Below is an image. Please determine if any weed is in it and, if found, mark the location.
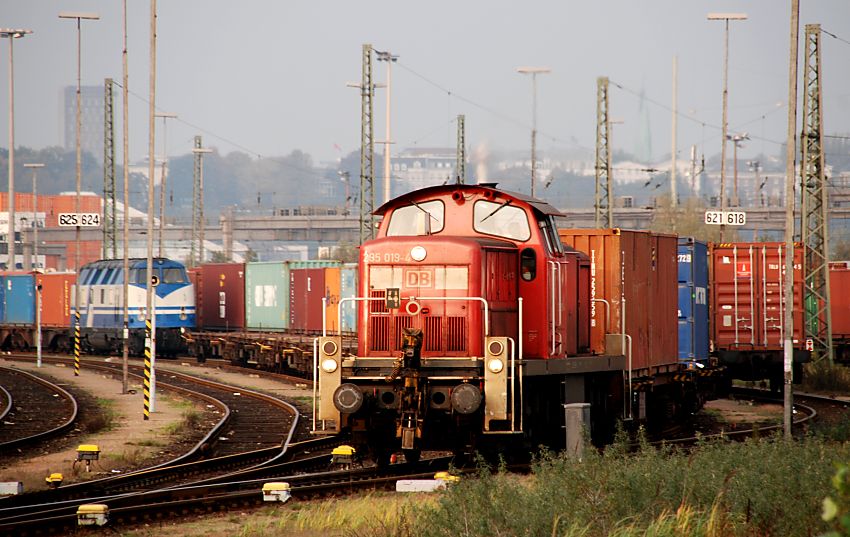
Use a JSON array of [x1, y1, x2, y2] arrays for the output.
[[80, 398, 116, 432], [164, 410, 202, 436], [803, 361, 850, 393]]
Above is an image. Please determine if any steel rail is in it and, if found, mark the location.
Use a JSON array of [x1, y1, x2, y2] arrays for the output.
[[0, 366, 78, 452]]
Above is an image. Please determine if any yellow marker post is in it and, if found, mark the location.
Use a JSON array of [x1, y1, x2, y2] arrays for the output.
[[143, 319, 152, 420], [73, 311, 80, 376]]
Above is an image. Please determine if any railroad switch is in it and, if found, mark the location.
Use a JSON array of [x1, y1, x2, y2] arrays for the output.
[[262, 482, 291, 503], [76, 503, 109, 526], [75, 444, 100, 472], [45, 473, 63, 488]]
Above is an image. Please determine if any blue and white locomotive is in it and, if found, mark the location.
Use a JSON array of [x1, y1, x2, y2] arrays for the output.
[[73, 258, 196, 356]]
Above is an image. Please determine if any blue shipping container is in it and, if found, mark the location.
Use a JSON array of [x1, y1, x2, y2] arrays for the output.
[[677, 238, 709, 362], [339, 264, 358, 333], [3, 274, 35, 325]]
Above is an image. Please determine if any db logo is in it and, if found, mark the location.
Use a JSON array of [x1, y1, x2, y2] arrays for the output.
[[405, 269, 432, 288]]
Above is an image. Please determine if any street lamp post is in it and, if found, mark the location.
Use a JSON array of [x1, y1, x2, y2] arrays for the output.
[[24, 163, 44, 368], [155, 112, 177, 258], [516, 67, 551, 199], [707, 12, 747, 240], [726, 133, 749, 206], [375, 50, 397, 205], [192, 147, 212, 265], [1, 28, 32, 270], [59, 11, 99, 378], [23, 163, 44, 269]]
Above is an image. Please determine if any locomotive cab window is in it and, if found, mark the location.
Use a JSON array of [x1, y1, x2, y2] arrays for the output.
[[386, 200, 445, 236], [473, 200, 531, 241], [539, 216, 564, 255], [163, 268, 186, 284], [520, 248, 537, 281]]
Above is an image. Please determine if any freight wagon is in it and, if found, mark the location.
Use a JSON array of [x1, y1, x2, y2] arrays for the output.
[[0, 271, 75, 351], [186, 261, 358, 373], [709, 242, 809, 389]]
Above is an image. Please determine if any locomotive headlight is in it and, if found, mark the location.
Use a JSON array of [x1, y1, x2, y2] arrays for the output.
[[410, 246, 427, 262], [487, 358, 504, 374], [321, 358, 338, 373]]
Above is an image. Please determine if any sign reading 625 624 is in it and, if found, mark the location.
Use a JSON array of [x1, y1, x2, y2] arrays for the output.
[[58, 213, 101, 227]]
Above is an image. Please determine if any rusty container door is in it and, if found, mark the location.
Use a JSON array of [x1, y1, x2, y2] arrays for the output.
[[289, 268, 327, 332], [711, 242, 804, 350], [198, 263, 245, 330]]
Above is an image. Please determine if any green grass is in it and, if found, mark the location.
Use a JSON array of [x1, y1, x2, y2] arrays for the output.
[[404, 434, 844, 537], [164, 409, 202, 436]]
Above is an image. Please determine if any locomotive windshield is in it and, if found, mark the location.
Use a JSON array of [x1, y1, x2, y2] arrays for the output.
[[473, 200, 531, 241], [386, 200, 445, 236]]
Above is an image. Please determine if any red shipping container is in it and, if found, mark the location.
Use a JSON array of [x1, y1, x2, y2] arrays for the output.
[[35, 272, 75, 328], [197, 263, 245, 330], [830, 265, 850, 339], [710, 242, 805, 350], [558, 229, 679, 372], [290, 268, 327, 332]]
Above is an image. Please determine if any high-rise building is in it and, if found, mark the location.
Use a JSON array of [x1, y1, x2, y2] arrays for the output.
[[63, 85, 104, 161]]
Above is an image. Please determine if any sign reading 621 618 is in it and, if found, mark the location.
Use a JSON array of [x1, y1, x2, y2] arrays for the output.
[[58, 213, 101, 227]]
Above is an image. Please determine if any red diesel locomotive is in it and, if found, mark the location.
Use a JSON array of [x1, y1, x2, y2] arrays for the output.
[[313, 184, 721, 462]]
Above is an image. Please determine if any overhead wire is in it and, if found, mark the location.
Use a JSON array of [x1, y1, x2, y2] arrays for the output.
[[109, 79, 331, 181]]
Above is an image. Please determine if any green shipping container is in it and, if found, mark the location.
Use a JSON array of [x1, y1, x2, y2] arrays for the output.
[[245, 260, 341, 331]]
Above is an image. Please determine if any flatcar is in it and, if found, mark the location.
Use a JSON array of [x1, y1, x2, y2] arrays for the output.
[[313, 184, 724, 463], [74, 258, 195, 356]]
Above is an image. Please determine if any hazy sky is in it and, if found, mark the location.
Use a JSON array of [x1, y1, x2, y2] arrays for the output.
[[2, 1, 849, 167]]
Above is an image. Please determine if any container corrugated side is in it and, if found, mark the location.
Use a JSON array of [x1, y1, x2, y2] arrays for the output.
[[830, 266, 850, 339], [339, 264, 358, 333], [37, 272, 75, 328], [558, 228, 679, 371], [198, 263, 245, 330], [3, 274, 35, 325], [677, 238, 709, 362], [289, 268, 328, 332], [245, 262, 289, 330]]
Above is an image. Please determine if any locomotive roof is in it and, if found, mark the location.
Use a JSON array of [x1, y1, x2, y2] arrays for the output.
[[80, 258, 185, 270], [374, 184, 565, 218]]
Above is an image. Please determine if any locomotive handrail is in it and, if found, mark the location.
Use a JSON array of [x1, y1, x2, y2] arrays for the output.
[[406, 296, 490, 337], [334, 297, 386, 337], [508, 336, 517, 432]]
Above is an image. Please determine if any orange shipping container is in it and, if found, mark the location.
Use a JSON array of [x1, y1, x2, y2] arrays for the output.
[[323, 267, 342, 333], [557, 228, 679, 372], [36, 272, 75, 328]]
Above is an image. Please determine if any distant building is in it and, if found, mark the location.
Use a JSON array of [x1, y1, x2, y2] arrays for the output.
[[393, 148, 458, 194], [63, 85, 105, 160]]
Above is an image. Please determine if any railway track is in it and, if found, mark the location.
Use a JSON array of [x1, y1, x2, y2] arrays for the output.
[[0, 451, 453, 536], [0, 355, 302, 502], [0, 367, 78, 454]]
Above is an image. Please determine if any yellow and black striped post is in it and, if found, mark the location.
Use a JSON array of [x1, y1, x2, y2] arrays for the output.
[[73, 311, 81, 376], [143, 320, 152, 420]]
